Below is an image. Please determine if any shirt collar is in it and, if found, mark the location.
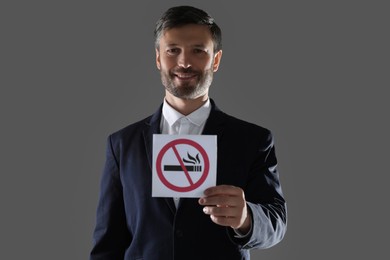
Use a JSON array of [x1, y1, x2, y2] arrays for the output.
[[162, 98, 211, 127]]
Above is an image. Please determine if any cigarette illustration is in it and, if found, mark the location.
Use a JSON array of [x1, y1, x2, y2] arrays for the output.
[[164, 165, 202, 172], [164, 152, 202, 172]]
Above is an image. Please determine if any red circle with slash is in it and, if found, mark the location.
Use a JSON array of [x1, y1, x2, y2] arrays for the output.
[[156, 138, 209, 192]]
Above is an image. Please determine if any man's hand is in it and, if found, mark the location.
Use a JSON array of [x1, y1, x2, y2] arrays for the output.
[[198, 185, 252, 234]]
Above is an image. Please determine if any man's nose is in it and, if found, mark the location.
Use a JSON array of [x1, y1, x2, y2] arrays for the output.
[[177, 52, 192, 68]]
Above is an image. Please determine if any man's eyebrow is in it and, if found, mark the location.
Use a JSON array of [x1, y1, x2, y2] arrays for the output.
[[164, 43, 208, 48], [192, 44, 207, 48]]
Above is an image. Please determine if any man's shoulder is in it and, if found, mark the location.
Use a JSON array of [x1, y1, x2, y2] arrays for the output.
[[209, 99, 271, 135], [109, 114, 155, 140], [218, 110, 272, 136], [216, 111, 275, 150]]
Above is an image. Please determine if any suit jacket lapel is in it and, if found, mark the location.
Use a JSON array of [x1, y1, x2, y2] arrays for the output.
[[202, 99, 227, 141], [143, 105, 162, 171], [143, 105, 177, 214]]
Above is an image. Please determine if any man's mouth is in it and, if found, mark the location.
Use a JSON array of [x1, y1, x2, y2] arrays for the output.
[[174, 73, 197, 80]]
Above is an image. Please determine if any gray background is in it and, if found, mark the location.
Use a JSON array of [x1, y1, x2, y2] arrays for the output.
[[1, 0, 389, 259]]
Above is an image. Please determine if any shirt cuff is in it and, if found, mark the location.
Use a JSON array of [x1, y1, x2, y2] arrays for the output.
[[233, 220, 253, 238]]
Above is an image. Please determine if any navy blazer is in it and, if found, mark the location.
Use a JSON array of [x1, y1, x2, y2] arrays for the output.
[[90, 100, 287, 260]]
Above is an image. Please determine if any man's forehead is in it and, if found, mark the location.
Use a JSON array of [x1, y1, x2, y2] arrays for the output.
[[160, 25, 213, 46]]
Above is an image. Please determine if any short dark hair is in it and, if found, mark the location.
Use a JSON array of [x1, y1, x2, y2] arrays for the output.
[[154, 6, 222, 53]]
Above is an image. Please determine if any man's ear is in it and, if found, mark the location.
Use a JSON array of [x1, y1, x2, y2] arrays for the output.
[[156, 49, 161, 70], [212, 50, 223, 72]]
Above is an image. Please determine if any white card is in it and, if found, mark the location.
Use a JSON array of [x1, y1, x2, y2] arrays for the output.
[[152, 134, 217, 198]]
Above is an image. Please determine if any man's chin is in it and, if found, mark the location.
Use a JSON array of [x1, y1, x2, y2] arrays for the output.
[[171, 91, 197, 100]]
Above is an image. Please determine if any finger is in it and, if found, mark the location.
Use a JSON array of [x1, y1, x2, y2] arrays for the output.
[[203, 185, 243, 196], [206, 206, 250, 230], [209, 215, 240, 228], [199, 195, 242, 207], [203, 205, 239, 217]]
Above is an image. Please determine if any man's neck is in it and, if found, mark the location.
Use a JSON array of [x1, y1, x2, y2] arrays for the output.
[[164, 92, 209, 116]]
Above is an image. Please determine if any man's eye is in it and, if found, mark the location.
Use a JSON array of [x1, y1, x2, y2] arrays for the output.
[[193, 49, 204, 54], [167, 49, 180, 54]]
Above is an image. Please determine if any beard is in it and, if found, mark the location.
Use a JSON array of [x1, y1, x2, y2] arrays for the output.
[[160, 67, 214, 100]]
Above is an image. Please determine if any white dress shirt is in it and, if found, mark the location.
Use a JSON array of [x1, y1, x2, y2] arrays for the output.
[[160, 98, 211, 208]]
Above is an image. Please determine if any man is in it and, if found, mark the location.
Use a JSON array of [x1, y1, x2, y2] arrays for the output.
[[90, 6, 287, 260]]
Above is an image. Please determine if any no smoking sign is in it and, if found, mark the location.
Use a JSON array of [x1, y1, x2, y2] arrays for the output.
[[152, 134, 217, 197]]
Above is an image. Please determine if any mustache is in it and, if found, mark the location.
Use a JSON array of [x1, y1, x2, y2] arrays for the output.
[[171, 68, 199, 74]]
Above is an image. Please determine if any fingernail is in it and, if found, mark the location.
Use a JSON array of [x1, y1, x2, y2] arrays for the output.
[[203, 207, 208, 213]]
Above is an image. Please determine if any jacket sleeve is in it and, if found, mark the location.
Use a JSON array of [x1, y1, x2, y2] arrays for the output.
[[90, 135, 131, 260], [228, 130, 287, 249]]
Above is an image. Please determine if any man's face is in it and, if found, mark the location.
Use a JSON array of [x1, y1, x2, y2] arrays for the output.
[[156, 24, 222, 100]]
